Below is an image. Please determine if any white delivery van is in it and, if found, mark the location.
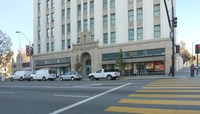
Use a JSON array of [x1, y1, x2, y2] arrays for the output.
[[30, 69, 56, 81], [10, 71, 32, 81]]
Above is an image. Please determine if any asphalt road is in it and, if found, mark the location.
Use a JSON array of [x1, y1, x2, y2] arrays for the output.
[[1, 77, 200, 114]]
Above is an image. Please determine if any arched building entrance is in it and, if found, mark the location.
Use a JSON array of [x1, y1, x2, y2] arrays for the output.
[[81, 52, 91, 77]]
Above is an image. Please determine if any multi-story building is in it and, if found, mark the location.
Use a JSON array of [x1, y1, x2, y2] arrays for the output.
[[33, 0, 179, 77]]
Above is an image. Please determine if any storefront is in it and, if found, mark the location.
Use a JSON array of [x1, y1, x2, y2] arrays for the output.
[[102, 48, 165, 76]]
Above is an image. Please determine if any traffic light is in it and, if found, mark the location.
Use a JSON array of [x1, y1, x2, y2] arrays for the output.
[[176, 45, 180, 53], [192, 56, 196, 60], [173, 17, 177, 28], [195, 44, 200, 54]]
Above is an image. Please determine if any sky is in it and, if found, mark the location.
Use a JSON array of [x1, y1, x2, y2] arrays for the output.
[[0, 0, 200, 56]]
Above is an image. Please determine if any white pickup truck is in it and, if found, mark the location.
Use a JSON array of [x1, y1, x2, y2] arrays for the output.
[[88, 69, 120, 81]]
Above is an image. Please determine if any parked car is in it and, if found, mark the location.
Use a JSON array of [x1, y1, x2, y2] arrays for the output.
[[10, 71, 32, 81], [195, 65, 200, 69], [59, 72, 83, 81], [88, 69, 120, 81], [30, 69, 56, 81]]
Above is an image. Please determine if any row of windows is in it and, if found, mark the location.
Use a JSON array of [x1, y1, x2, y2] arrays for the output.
[[37, 39, 71, 54], [102, 48, 165, 61], [37, 24, 160, 53], [35, 57, 71, 66]]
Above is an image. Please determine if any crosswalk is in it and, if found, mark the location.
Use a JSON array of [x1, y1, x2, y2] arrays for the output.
[[105, 78, 200, 114]]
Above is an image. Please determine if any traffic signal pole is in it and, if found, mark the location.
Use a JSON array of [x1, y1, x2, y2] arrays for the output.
[[171, 1, 175, 77], [197, 54, 198, 75]]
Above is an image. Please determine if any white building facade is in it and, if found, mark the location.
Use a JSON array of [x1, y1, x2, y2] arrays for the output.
[[33, 0, 178, 76]]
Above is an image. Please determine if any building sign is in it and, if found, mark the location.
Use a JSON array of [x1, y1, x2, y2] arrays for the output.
[[146, 63, 154, 69], [155, 65, 165, 71], [22, 62, 30, 67]]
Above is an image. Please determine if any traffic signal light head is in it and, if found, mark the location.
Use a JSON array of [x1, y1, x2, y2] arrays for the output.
[[176, 45, 180, 53], [195, 44, 200, 54], [173, 17, 177, 28]]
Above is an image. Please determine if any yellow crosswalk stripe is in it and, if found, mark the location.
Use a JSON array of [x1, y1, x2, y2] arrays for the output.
[[137, 90, 200, 92], [128, 94, 200, 98], [142, 87, 200, 89], [118, 99, 200, 105], [146, 84, 200, 86], [105, 106, 200, 114]]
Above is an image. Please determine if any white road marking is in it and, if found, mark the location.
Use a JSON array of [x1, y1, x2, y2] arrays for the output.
[[50, 83, 132, 114], [0, 92, 14, 94], [53, 95, 89, 98]]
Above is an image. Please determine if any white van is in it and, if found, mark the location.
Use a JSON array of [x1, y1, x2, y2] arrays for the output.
[[10, 71, 32, 81], [30, 69, 56, 81]]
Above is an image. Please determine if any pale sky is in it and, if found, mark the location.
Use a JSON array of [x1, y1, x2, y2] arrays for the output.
[[0, 0, 200, 56]]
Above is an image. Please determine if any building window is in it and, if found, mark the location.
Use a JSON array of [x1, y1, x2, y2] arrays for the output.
[[38, 17, 40, 25], [67, 8, 70, 18], [67, 24, 70, 33], [90, 35, 94, 41], [110, 0, 115, 7], [51, 27, 54, 37], [51, 0, 54, 7], [62, 9, 65, 19], [103, 0, 107, 8], [154, 4, 160, 17], [103, 15, 108, 26], [84, 19, 87, 30], [38, 44, 40, 53], [84, 35, 86, 43], [90, 1, 94, 12], [110, 13, 115, 25], [128, 9, 134, 22], [77, 37, 80, 43], [77, 21, 81, 31], [46, 43, 49, 52], [154, 25, 161, 38], [46, 29, 49, 38], [67, 39, 71, 49], [103, 33, 108, 44], [51, 42, 54, 51], [51, 13, 54, 22], [38, 3, 41, 11], [62, 25, 65, 34], [128, 29, 134, 41], [84, 3, 87, 13], [90, 18, 94, 29], [38, 31, 40, 40], [128, 0, 133, 3], [110, 32, 115, 43], [62, 40, 65, 50], [62, 0, 65, 4], [137, 28, 143, 40], [77, 4, 81, 15], [46, 0, 50, 9], [46, 14, 49, 23], [137, 8, 143, 20]]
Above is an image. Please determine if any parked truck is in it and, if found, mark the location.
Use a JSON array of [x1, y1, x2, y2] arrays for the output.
[[88, 69, 120, 81]]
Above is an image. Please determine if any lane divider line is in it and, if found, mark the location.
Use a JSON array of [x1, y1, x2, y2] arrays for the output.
[[50, 83, 132, 114]]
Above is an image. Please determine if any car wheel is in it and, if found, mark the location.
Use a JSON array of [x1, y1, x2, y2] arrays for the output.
[[59, 77, 63, 81], [20, 77, 23, 81], [10, 77, 14, 81], [71, 77, 75, 81], [42, 77, 46, 81], [107, 75, 112, 80], [30, 77, 34, 81], [90, 76, 95, 81]]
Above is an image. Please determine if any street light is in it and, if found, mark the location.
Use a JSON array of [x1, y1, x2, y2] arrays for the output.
[[16, 31, 32, 71]]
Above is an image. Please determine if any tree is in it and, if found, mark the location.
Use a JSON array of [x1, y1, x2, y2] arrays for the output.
[[116, 49, 126, 76], [0, 51, 13, 69], [74, 55, 82, 74], [0, 30, 13, 69], [179, 41, 192, 64]]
